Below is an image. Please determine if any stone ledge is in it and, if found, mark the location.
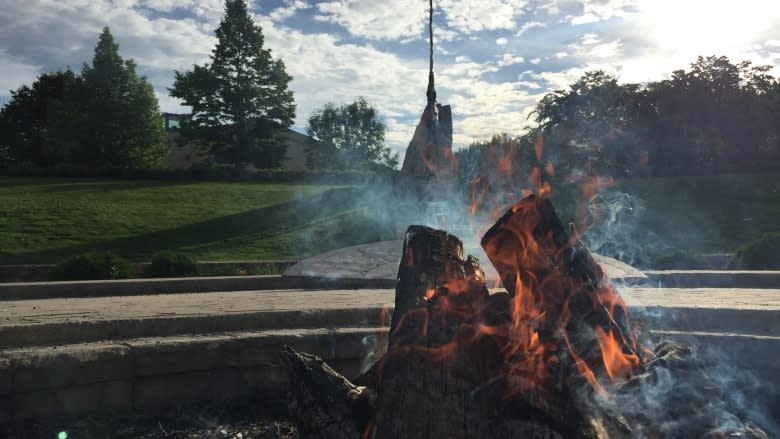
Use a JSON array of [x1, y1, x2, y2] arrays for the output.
[[640, 270, 780, 289], [1, 327, 384, 420], [2, 327, 777, 422], [0, 307, 387, 349], [0, 275, 395, 301]]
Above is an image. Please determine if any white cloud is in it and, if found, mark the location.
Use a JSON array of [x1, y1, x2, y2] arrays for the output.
[[269, 0, 311, 22], [314, 0, 426, 40], [1, 0, 778, 158], [580, 33, 600, 45], [0, 51, 42, 98], [439, 0, 527, 33], [569, 0, 637, 25], [569, 35, 622, 59], [570, 13, 599, 25], [498, 53, 525, 67], [516, 20, 546, 36]]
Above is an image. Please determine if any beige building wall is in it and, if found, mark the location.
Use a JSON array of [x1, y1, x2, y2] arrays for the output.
[[164, 128, 310, 171]]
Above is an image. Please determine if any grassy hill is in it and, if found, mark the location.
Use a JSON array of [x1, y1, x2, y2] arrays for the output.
[[0, 177, 397, 264], [1, 174, 778, 266], [617, 173, 780, 252]]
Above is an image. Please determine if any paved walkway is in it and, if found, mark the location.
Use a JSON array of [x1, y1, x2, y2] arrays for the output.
[[3, 287, 778, 329], [284, 240, 647, 281]]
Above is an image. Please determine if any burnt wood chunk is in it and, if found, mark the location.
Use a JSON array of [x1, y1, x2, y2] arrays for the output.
[[480, 195, 637, 386], [281, 345, 372, 439], [369, 225, 493, 439], [281, 203, 770, 439]]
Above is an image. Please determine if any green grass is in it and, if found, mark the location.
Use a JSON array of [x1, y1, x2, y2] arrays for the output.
[[1, 174, 777, 266], [0, 177, 396, 264], [616, 173, 780, 252]]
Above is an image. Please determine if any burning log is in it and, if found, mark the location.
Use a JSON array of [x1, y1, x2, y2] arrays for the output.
[[480, 194, 640, 397], [282, 197, 771, 439], [369, 225, 492, 438]]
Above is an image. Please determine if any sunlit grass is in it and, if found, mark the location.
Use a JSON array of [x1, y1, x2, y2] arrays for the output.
[[0, 177, 392, 264]]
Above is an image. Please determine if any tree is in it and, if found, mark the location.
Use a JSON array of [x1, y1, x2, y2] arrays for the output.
[[83, 27, 168, 167], [533, 71, 644, 176], [0, 69, 79, 167], [170, 0, 296, 168], [305, 97, 398, 169], [43, 27, 169, 168]]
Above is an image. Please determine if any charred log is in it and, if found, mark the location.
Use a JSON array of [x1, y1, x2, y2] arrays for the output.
[[480, 195, 639, 389], [282, 200, 771, 438], [281, 345, 372, 439], [368, 225, 493, 439]]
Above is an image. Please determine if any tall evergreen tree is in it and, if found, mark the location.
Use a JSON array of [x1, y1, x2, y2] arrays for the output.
[[170, 0, 296, 168], [47, 27, 168, 168]]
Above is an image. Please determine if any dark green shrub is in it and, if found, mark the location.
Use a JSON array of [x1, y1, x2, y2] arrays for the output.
[[52, 251, 133, 280], [145, 251, 200, 278], [729, 232, 780, 269], [648, 250, 713, 270]]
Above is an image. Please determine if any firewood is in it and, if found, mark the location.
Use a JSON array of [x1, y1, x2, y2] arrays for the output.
[[367, 225, 493, 439], [281, 345, 372, 439], [480, 195, 638, 389], [282, 199, 770, 438]]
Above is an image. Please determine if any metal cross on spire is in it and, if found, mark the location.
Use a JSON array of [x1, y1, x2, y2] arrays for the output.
[[426, 0, 436, 109]]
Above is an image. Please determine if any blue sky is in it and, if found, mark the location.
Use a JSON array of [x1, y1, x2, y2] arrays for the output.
[[1, 0, 778, 157]]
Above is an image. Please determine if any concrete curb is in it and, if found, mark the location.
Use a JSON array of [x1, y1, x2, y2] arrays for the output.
[[0, 275, 396, 301], [639, 270, 780, 289], [0, 307, 387, 348], [0, 261, 299, 283], [0, 327, 386, 421], [4, 270, 780, 301]]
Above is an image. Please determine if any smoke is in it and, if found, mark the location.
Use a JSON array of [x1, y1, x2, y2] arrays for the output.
[[595, 336, 779, 438]]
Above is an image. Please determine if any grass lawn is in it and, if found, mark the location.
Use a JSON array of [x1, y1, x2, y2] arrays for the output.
[[0, 177, 397, 264], [616, 173, 780, 253], [0, 174, 777, 266]]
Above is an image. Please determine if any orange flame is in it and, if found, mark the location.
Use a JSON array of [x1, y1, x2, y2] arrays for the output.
[[594, 326, 640, 383]]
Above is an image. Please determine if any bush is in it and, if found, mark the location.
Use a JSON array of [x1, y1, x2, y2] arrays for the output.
[[52, 251, 133, 280], [0, 162, 384, 184], [729, 232, 780, 269], [646, 250, 713, 270], [145, 251, 200, 278]]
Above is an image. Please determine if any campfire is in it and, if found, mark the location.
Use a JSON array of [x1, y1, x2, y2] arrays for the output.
[[280, 2, 769, 436], [281, 194, 769, 438]]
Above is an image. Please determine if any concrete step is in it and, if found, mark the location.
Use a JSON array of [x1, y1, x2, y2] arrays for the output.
[[638, 270, 780, 289], [2, 287, 778, 422], [0, 289, 392, 348], [0, 261, 299, 283], [0, 275, 396, 301], [3, 287, 779, 347], [0, 326, 386, 422], [2, 327, 777, 422]]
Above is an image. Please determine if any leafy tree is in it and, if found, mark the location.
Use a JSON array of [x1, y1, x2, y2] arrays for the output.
[[640, 56, 780, 174], [170, 0, 295, 168], [0, 70, 79, 167], [81, 27, 169, 167], [305, 97, 398, 169], [45, 27, 169, 168], [533, 71, 643, 176]]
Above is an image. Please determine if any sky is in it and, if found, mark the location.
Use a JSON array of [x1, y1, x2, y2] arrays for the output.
[[1, 0, 779, 158]]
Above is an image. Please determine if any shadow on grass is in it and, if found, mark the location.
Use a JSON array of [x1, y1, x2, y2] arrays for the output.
[[17, 179, 193, 194], [0, 187, 391, 264]]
